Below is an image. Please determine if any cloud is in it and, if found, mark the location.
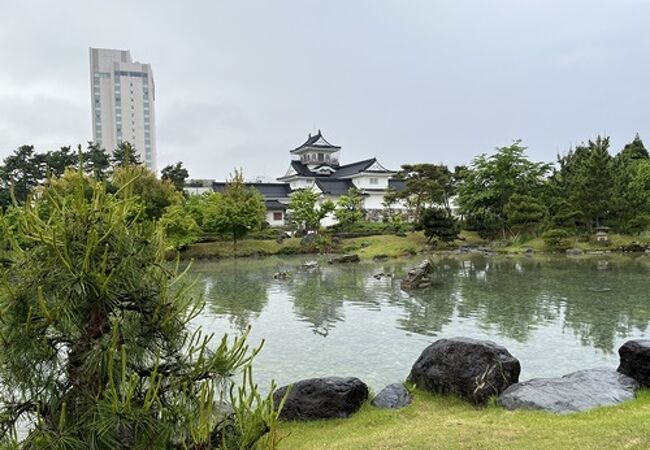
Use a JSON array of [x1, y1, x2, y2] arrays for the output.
[[1, 0, 650, 178]]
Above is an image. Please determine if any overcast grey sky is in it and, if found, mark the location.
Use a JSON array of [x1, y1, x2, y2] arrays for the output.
[[1, 0, 649, 180]]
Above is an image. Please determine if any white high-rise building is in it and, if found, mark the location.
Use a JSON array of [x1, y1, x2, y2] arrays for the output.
[[89, 48, 156, 171]]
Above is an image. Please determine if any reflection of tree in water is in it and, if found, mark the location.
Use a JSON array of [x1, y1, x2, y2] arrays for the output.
[[383, 257, 460, 336], [454, 257, 560, 342], [199, 260, 269, 332], [549, 257, 650, 353], [187, 254, 650, 354], [287, 264, 377, 335]]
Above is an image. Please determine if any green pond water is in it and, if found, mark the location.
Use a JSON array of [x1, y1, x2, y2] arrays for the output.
[[190, 254, 650, 390]]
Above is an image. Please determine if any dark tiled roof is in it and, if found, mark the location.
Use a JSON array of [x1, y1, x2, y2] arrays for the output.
[[289, 161, 316, 176], [265, 200, 287, 210], [212, 182, 292, 198], [330, 158, 377, 178], [290, 130, 341, 153], [388, 179, 407, 192], [315, 179, 355, 196]]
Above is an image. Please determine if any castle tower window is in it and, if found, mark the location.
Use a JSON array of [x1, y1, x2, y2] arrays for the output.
[[318, 153, 324, 162]]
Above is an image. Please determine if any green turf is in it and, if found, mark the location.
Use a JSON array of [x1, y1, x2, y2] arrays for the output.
[[277, 388, 650, 449]]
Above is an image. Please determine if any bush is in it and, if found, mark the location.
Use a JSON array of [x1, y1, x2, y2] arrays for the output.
[[0, 170, 278, 448], [542, 228, 573, 251], [418, 208, 460, 243]]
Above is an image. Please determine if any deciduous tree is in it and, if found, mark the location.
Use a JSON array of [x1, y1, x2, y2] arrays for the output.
[[211, 169, 266, 250], [288, 189, 335, 232], [334, 188, 364, 231]]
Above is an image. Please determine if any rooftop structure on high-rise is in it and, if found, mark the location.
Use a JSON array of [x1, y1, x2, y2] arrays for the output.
[[89, 47, 156, 171]]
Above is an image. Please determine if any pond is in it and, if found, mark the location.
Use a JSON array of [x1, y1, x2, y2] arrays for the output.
[[190, 254, 650, 391]]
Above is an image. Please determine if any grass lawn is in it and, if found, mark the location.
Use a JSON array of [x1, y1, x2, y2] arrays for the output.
[[501, 232, 650, 254], [341, 233, 429, 259], [178, 238, 302, 259], [178, 230, 650, 260], [179, 233, 431, 260], [277, 389, 650, 449]]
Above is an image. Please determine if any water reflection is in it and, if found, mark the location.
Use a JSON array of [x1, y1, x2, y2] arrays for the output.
[[193, 259, 269, 331], [193, 254, 650, 354]]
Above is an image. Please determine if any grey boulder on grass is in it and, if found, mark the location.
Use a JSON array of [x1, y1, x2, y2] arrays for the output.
[[497, 368, 638, 414], [372, 383, 412, 409]]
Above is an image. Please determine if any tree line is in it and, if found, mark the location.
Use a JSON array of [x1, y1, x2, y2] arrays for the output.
[[385, 134, 650, 246], [2, 133, 649, 250]]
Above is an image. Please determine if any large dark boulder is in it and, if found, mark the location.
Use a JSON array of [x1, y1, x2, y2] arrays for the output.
[[372, 383, 412, 409], [273, 377, 369, 421], [498, 368, 638, 414], [407, 337, 520, 405], [401, 260, 434, 290], [618, 339, 650, 387]]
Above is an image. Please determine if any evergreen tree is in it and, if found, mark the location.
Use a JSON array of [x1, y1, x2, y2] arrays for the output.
[[83, 142, 111, 180], [43, 146, 78, 177], [418, 207, 460, 243], [618, 133, 649, 162], [161, 162, 190, 192], [0, 145, 45, 203], [0, 170, 277, 448], [391, 163, 456, 220], [111, 142, 142, 168], [565, 136, 614, 230], [611, 135, 650, 233], [504, 193, 545, 234]]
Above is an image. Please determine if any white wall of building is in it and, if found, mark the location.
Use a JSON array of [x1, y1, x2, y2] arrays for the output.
[[350, 173, 391, 189], [266, 210, 286, 227], [89, 48, 157, 171]]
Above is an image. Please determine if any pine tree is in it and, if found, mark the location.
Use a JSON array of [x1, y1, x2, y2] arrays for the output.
[[0, 170, 277, 449]]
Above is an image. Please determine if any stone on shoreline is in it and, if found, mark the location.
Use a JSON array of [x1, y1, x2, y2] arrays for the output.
[[401, 260, 434, 290], [273, 377, 369, 421], [497, 368, 638, 414], [407, 337, 520, 405], [328, 254, 360, 264], [372, 383, 412, 409], [618, 339, 650, 387], [566, 248, 584, 256]]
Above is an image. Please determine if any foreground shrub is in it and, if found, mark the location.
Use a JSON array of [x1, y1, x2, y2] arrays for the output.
[[0, 170, 277, 449]]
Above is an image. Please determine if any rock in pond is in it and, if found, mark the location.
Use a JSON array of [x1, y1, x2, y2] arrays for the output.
[[372, 383, 412, 409], [618, 339, 650, 387], [273, 377, 369, 421], [498, 368, 638, 414], [300, 261, 319, 271], [401, 260, 434, 290], [328, 254, 360, 264], [566, 248, 584, 256], [407, 337, 520, 405]]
